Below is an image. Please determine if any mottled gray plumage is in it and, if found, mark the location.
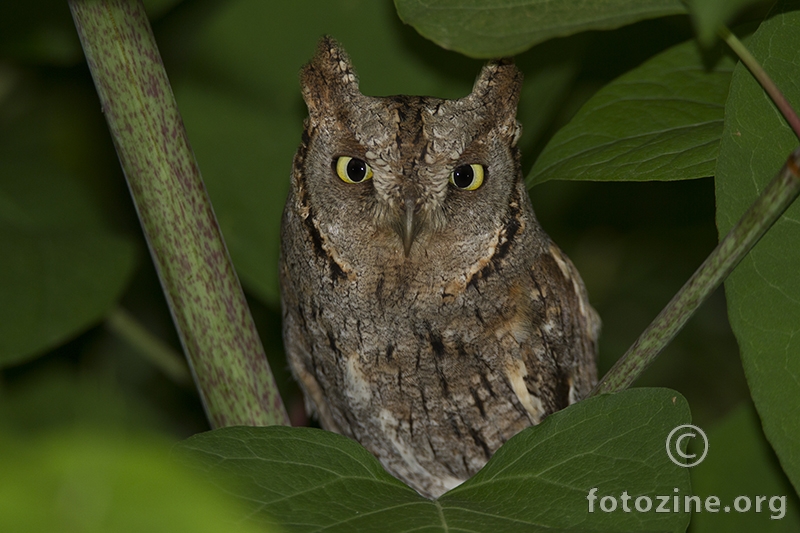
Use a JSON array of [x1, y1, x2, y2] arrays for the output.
[[280, 37, 599, 499]]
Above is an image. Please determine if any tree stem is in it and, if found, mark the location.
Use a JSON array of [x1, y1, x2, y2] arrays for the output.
[[69, 0, 289, 427]]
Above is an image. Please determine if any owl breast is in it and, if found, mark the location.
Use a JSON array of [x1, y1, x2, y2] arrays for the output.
[[279, 37, 598, 499]]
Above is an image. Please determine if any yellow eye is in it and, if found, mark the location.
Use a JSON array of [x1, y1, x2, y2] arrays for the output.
[[335, 156, 373, 183], [449, 164, 484, 190]]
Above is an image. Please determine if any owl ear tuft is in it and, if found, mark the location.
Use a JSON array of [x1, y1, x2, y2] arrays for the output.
[[467, 59, 523, 136], [300, 36, 361, 124]]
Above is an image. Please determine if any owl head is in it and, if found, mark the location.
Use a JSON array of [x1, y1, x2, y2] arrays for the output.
[[293, 37, 524, 266]]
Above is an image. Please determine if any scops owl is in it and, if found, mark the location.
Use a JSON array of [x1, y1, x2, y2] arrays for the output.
[[280, 37, 599, 499]]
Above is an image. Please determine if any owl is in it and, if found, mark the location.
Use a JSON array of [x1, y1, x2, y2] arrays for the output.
[[280, 37, 599, 499]]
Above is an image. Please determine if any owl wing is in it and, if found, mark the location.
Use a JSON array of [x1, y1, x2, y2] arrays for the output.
[[279, 260, 344, 433], [511, 241, 600, 422]]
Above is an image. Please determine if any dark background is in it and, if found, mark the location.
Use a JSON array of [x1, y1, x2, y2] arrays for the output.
[[3, 3, 791, 530]]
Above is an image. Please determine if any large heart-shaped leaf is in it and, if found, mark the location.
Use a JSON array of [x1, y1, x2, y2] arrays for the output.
[[176, 388, 691, 532], [714, 3, 800, 495], [394, 0, 686, 58], [528, 36, 737, 185]]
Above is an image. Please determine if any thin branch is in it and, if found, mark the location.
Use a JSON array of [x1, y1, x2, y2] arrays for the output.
[[106, 307, 191, 385], [594, 147, 800, 394], [719, 26, 800, 142], [594, 22, 800, 394]]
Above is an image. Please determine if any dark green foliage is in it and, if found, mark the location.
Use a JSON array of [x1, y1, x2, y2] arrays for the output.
[[176, 390, 690, 532], [2, 0, 798, 530]]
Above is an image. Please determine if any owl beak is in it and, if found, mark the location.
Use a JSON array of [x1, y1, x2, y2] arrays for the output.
[[400, 194, 418, 257]]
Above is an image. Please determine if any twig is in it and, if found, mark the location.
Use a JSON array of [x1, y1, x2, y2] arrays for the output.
[[593, 22, 800, 395], [106, 307, 191, 385], [719, 26, 800, 142], [594, 147, 800, 394]]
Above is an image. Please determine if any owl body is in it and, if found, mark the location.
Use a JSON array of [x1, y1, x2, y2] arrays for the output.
[[280, 38, 598, 499]]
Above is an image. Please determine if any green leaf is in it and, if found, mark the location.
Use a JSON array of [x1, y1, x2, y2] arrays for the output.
[[714, 3, 800, 495], [0, 429, 275, 533], [691, 403, 800, 532], [394, 0, 686, 58], [174, 0, 574, 305], [528, 36, 736, 185], [687, 0, 769, 47], [176, 388, 691, 532], [0, 141, 136, 367]]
